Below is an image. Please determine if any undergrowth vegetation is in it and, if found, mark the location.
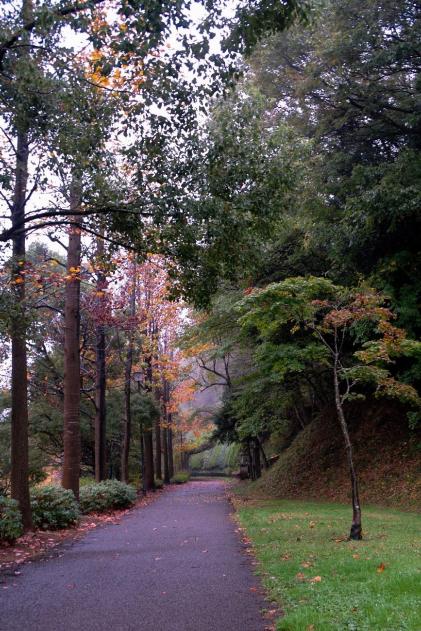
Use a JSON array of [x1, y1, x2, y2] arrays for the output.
[[0, 496, 23, 543], [30, 486, 80, 530], [171, 471, 190, 484], [79, 480, 137, 514]]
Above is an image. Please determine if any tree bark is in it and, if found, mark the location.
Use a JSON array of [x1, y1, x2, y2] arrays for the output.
[[143, 430, 155, 490], [94, 236, 106, 481], [162, 380, 170, 483], [168, 419, 174, 479], [258, 437, 269, 469], [253, 439, 262, 479], [143, 353, 155, 490], [333, 333, 362, 540], [62, 179, 82, 499], [246, 440, 254, 480], [154, 398, 162, 480], [120, 264, 136, 483], [10, 0, 34, 532], [163, 426, 170, 483]]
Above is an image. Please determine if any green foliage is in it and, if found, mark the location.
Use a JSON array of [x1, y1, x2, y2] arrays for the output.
[[30, 485, 80, 530], [79, 480, 137, 514], [0, 496, 23, 543], [189, 443, 240, 473], [171, 471, 190, 484], [154, 478, 164, 489]]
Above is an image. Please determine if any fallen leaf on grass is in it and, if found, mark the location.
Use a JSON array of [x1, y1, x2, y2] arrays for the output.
[[377, 562, 386, 573], [301, 561, 313, 568], [310, 576, 322, 583], [295, 572, 306, 581]]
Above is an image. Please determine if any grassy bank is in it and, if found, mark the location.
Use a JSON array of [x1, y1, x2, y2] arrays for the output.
[[234, 497, 421, 630]]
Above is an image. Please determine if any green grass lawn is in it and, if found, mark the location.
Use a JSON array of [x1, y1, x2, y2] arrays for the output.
[[235, 498, 421, 630]]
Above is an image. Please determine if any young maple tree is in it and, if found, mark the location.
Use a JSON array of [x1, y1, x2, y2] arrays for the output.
[[239, 277, 421, 540]]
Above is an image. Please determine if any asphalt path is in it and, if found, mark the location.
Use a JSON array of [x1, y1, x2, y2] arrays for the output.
[[0, 480, 267, 631]]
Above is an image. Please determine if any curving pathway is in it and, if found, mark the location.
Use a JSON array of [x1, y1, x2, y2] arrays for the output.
[[0, 480, 267, 631]]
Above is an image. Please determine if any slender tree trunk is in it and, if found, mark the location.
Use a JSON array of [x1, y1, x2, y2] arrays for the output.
[[10, 128, 31, 528], [253, 439, 262, 479], [245, 440, 253, 479], [333, 334, 362, 540], [163, 427, 170, 483], [144, 430, 155, 490], [144, 353, 155, 490], [168, 418, 174, 479], [94, 237, 106, 481], [9, 0, 34, 532], [162, 380, 170, 483], [154, 398, 162, 480], [121, 264, 136, 483], [62, 179, 82, 499], [258, 437, 269, 469]]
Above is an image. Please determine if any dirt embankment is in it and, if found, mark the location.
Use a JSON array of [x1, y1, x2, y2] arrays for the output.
[[249, 402, 421, 510]]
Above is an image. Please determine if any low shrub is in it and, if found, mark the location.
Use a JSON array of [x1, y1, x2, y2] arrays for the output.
[[79, 480, 136, 514], [31, 485, 80, 530], [154, 478, 164, 489], [0, 496, 23, 543], [171, 470, 190, 484]]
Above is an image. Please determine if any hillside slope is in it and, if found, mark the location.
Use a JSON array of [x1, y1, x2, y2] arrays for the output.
[[248, 403, 421, 510]]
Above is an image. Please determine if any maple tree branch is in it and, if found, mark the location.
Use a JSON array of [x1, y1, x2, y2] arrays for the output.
[[0, 0, 107, 68]]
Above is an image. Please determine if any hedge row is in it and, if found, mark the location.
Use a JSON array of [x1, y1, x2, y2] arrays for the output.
[[0, 480, 137, 543]]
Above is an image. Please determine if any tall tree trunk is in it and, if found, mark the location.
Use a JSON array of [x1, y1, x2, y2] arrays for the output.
[[246, 440, 254, 480], [143, 430, 155, 490], [154, 396, 162, 480], [162, 380, 170, 484], [151, 322, 162, 479], [94, 236, 106, 481], [10, 130, 31, 528], [168, 418, 174, 479], [62, 179, 82, 499], [120, 263, 136, 483], [10, 0, 34, 532], [258, 437, 269, 469], [163, 426, 170, 483], [144, 353, 155, 490], [333, 333, 362, 541], [253, 439, 262, 479]]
